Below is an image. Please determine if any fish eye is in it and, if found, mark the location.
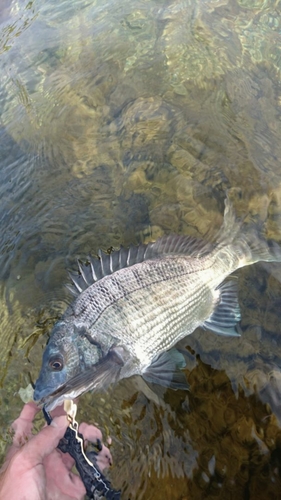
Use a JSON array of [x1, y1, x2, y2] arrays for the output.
[[49, 356, 64, 371]]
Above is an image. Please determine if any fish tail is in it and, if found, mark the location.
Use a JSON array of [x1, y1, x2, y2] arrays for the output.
[[216, 192, 243, 247], [238, 231, 281, 267], [218, 192, 281, 267]]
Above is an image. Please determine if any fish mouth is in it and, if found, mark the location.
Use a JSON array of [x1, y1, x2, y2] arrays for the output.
[[35, 384, 86, 411], [34, 372, 100, 410], [35, 349, 125, 410], [33, 385, 64, 406]]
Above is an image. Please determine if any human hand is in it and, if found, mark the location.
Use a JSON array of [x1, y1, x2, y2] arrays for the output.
[[0, 402, 112, 500]]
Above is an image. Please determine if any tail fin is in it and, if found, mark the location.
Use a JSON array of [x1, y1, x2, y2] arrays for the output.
[[217, 193, 281, 267], [239, 231, 281, 266], [215, 193, 244, 247]]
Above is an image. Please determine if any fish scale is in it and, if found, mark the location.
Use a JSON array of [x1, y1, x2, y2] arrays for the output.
[[70, 251, 228, 370], [111, 272, 215, 363], [72, 258, 186, 322], [34, 196, 281, 410]]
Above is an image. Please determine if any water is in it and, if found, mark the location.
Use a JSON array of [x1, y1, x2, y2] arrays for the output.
[[1, 0, 281, 497]]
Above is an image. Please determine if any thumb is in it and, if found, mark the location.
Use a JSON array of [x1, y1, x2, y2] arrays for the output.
[[21, 415, 69, 465]]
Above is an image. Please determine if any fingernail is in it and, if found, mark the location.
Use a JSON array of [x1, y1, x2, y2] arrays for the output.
[[51, 415, 68, 429]]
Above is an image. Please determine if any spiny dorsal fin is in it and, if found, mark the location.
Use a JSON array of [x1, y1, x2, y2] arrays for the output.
[[66, 235, 214, 296]]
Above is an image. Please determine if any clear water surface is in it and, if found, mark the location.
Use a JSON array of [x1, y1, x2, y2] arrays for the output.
[[0, 0, 281, 498]]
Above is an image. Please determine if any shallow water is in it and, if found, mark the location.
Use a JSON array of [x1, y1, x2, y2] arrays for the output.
[[1, 0, 281, 498]]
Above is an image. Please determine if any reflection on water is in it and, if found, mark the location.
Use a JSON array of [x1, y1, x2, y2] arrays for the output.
[[1, 0, 281, 497]]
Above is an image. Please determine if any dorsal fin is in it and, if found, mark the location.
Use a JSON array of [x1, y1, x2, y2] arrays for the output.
[[149, 234, 214, 258], [66, 235, 214, 296]]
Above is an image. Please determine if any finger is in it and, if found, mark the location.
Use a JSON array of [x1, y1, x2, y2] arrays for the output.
[[21, 415, 69, 465], [50, 398, 79, 419], [12, 402, 40, 447], [44, 452, 86, 499], [50, 404, 67, 418], [79, 423, 102, 443], [95, 444, 113, 470], [79, 423, 113, 471], [59, 451, 75, 471]]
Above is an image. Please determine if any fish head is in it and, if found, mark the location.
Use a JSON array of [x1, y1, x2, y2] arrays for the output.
[[34, 320, 135, 410], [33, 320, 86, 407]]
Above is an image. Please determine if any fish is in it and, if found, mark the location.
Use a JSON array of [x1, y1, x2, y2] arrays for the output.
[[34, 196, 281, 410]]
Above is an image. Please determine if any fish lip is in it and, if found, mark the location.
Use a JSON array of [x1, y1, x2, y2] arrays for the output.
[[34, 375, 90, 408], [36, 394, 64, 410], [33, 383, 66, 406], [33, 369, 93, 408], [36, 384, 86, 411]]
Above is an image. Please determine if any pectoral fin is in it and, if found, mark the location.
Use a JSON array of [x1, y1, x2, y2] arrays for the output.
[[204, 278, 241, 337], [142, 348, 189, 390]]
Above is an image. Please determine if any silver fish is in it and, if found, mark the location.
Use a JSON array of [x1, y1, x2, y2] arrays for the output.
[[34, 197, 281, 410]]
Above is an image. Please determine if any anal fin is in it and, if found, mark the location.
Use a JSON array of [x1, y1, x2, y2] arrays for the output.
[[204, 277, 241, 337]]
